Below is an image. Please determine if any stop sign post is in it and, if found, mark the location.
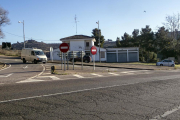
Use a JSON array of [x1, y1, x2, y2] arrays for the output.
[[91, 46, 97, 70], [59, 43, 69, 71]]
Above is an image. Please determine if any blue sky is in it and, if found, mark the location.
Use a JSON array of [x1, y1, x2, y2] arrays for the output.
[[1, 0, 180, 45]]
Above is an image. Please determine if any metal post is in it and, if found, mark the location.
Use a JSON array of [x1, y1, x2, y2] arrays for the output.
[[23, 20, 25, 48], [73, 51, 74, 70], [98, 21, 101, 63], [61, 52, 63, 70], [81, 51, 83, 70], [93, 55, 95, 70], [64, 53, 66, 71], [67, 52, 69, 70]]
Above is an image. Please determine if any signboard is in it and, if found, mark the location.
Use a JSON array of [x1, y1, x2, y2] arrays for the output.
[[59, 43, 69, 53], [91, 46, 97, 55]]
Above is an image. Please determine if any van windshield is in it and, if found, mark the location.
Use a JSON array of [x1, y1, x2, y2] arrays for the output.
[[34, 51, 44, 55]]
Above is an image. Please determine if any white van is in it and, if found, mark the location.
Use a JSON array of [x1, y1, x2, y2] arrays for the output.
[[21, 48, 47, 64]]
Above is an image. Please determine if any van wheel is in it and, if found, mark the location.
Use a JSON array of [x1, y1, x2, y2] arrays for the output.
[[34, 60, 37, 64], [23, 59, 26, 63], [85, 60, 88, 63], [160, 64, 163, 66]]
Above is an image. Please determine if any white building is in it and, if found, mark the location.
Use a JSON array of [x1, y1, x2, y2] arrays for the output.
[[50, 35, 139, 62]]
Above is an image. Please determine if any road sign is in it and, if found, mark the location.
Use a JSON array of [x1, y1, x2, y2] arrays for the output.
[[91, 46, 97, 55], [59, 43, 69, 53]]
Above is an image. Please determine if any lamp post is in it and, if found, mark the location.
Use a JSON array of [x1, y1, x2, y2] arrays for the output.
[[18, 20, 25, 48], [96, 21, 101, 63]]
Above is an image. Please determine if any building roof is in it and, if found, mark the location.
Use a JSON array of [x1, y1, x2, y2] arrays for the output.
[[60, 35, 94, 40]]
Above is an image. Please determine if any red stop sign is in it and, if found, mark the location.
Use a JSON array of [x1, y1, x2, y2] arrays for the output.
[[91, 46, 97, 55], [59, 43, 69, 53]]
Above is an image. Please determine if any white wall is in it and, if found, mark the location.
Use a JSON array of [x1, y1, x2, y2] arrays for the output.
[[51, 48, 61, 60], [70, 41, 84, 51], [93, 47, 106, 62]]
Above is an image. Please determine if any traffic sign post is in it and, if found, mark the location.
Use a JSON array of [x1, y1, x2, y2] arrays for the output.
[[91, 46, 97, 70], [59, 43, 69, 71]]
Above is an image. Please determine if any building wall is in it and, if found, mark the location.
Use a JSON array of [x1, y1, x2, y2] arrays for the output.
[[106, 47, 139, 63], [70, 41, 84, 51]]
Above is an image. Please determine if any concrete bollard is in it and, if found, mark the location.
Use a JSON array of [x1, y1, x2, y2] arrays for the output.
[[51, 66, 56, 74]]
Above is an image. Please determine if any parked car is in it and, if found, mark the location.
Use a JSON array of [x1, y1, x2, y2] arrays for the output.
[[69, 55, 92, 63], [156, 59, 175, 67]]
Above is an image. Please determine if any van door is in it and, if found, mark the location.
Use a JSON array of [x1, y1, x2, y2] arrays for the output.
[[30, 51, 36, 62]]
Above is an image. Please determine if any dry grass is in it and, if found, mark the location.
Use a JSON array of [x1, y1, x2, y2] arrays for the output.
[[0, 49, 21, 57]]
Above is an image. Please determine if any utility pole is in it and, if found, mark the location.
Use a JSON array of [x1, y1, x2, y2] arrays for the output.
[[75, 15, 79, 35], [18, 20, 25, 48], [96, 21, 101, 63]]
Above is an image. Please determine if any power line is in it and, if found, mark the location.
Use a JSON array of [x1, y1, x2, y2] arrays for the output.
[[3, 31, 60, 41]]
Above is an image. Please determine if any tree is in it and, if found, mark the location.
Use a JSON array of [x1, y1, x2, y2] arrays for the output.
[[132, 29, 139, 38], [163, 13, 180, 41], [140, 25, 155, 62], [116, 37, 121, 47], [121, 32, 132, 47], [0, 6, 10, 38], [91, 28, 105, 47]]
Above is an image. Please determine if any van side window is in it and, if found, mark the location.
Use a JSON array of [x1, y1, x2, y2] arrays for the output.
[[31, 51, 35, 55]]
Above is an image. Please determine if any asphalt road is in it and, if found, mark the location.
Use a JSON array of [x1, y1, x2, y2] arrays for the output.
[[0, 56, 180, 120]]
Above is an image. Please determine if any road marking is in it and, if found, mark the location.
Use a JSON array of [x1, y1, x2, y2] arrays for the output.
[[29, 64, 45, 79], [73, 74, 84, 78], [91, 73, 103, 77], [0, 84, 133, 103], [120, 71, 135, 74], [16, 79, 45, 83], [150, 105, 180, 120], [43, 73, 51, 75], [23, 65, 28, 69], [108, 72, 119, 75], [0, 73, 13, 77], [0, 64, 11, 71], [38, 76, 60, 80], [3, 75, 180, 103]]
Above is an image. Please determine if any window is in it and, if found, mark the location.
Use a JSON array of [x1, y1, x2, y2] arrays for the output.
[[31, 51, 35, 55], [86, 42, 89, 47], [101, 51, 105, 58]]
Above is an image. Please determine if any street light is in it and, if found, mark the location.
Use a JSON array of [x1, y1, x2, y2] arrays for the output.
[[96, 21, 101, 63], [18, 20, 25, 48]]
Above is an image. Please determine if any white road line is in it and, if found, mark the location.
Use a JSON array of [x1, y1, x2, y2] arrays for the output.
[[29, 64, 45, 79], [108, 72, 119, 75], [0, 73, 13, 77], [46, 69, 51, 70], [73, 74, 84, 78], [38, 76, 60, 80], [23, 65, 28, 69], [16, 79, 45, 83], [2, 75, 180, 103], [91, 73, 103, 77], [150, 105, 180, 120], [0, 84, 132, 103], [120, 71, 135, 74], [0, 64, 11, 71], [43, 73, 51, 75]]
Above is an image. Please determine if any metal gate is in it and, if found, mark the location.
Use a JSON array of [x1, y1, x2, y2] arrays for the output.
[[118, 53, 127, 62], [107, 53, 117, 62], [129, 52, 138, 62]]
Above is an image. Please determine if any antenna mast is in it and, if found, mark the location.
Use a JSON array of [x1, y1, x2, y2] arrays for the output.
[[75, 15, 79, 35]]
